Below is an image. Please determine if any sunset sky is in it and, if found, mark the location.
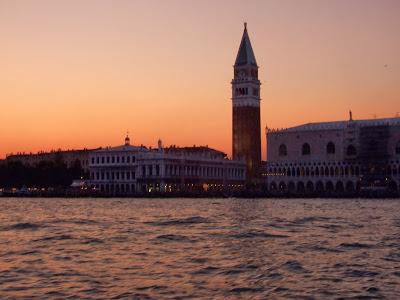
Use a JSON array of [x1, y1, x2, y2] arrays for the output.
[[1, 0, 399, 160]]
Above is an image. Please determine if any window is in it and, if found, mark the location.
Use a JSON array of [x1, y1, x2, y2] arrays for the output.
[[236, 87, 249, 96], [302, 143, 311, 155], [396, 141, 400, 155], [347, 145, 357, 156], [279, 144, 287, 156], [327, 142, 335, 154]]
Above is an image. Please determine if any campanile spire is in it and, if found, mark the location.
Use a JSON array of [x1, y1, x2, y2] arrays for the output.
[[235, 23, 257, 67]]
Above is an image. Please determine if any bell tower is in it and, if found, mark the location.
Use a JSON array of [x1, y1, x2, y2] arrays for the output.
[[232, 23, 261, 180]]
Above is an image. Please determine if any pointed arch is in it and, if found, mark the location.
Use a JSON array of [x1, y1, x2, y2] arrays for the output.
[[330, 167, 334, 177], [326, 142, 335, 154], [336, 181, 344, 192], [302, 143, 311, 155], [346, 181, 355, 193], [316, 181, 324, 193], [326, 181, 334, 192], [306, 181, 314, 193], [279, 144, 287, 156], [297, 181, 305, 193], [288, 181, 296, 193]]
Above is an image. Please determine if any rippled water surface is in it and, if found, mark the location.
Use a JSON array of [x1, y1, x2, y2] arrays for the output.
[[1, 198, 400, 299]]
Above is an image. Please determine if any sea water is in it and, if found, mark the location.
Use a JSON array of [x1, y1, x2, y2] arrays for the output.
[[1, 198, 400, 299]]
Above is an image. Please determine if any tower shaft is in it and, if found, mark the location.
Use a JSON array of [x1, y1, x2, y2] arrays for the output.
[[231, 24, 261, 180]]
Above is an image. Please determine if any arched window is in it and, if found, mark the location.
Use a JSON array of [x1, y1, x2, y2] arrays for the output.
[[347, 145, 357, 156], [302, 143, 311, 155], [396, 141, 400, 155], [279, 144, 287, 156], [327, 142, 335, 154], [330, 167, 334, 177]]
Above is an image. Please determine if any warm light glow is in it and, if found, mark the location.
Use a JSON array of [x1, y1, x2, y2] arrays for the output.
[[1, 1, 400, 160]]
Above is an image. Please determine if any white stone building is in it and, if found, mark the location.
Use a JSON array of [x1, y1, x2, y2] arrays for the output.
[[88, 136, 246, 195], [265, 115, 400, 195]]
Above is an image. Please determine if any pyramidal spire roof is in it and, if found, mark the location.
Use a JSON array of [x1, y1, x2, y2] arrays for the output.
[[235, 23, 257, 66]]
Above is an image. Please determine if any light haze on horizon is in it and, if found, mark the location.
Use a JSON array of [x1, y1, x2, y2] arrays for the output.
[[1, 0, 399, 159]]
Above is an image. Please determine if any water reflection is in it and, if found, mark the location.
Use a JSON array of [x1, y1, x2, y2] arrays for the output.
[[0, 198, 400, 298]]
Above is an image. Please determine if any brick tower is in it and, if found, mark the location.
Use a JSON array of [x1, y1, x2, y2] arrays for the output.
[[232, 23, 261, 180]]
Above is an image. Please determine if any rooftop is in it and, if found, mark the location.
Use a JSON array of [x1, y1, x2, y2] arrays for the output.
[[268, 117, 400, 133], [234, 23, 257, 67], [164, 146, 227, 158]]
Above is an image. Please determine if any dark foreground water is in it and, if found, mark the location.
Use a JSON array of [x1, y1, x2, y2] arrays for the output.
[[1, 198, 400, 299]]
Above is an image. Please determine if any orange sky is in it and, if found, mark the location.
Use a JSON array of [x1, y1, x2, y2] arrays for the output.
[[1, 0, 399, 160]]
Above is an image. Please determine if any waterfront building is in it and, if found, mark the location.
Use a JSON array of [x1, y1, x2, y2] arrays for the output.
[[88, 136, 246, 195], [6, 149, 92, 172], [232, 23, 261, 180], [265, 113, 400, 195]]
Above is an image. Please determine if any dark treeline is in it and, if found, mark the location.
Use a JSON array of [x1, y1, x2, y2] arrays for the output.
[[0, 159, 86, 188]]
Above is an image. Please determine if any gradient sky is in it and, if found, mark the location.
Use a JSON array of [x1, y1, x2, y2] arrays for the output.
[[1, 0, 399, 159]]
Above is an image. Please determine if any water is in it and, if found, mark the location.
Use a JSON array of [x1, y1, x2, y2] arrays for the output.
[[1, 198, 400, 299]]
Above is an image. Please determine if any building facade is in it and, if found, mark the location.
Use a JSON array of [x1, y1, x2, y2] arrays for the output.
[[6, 149, 92, 172], [265, 115, 400, 195], [232, 23, 261, 180], [88, 136, 246, 195]]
